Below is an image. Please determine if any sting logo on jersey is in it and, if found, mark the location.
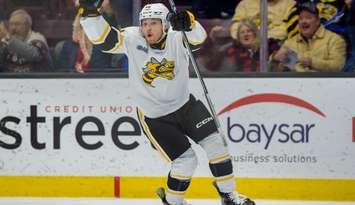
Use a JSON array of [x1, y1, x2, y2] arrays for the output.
[[142, 57, 175, 87]]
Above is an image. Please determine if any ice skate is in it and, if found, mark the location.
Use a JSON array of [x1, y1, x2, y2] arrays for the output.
[[156, 187, 191, 205], [213, 182, 255, 205]]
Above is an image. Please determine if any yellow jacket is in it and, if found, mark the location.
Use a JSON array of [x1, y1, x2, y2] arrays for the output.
[[283, 26, 346, 72], [230, 0, 296, 40]]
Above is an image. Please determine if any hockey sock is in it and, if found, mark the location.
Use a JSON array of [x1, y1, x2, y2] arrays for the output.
[[166, 173, 191, 205], [209, 158, 236, 193], [198, 132, 236, 193], [166, 148, 197, 204]]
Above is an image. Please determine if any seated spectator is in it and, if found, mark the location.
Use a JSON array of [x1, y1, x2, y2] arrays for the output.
[[343, 0, 355, 71], [285, 0, 347, 39], [272, 2, 346, 72], [230, 0, 296, 41], [202, 19, 260, 72], [0, 9, 53, 72]]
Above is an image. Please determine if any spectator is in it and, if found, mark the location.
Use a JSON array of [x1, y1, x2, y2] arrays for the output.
[[272, 2, 346, 72], [63, 0, 127, 72], [285, 0, 346, 39], [230, 0, 296, 41], [55, 15, 92, 73], [313, 0, 346, 35], [203, 18, 260, 72], [0, 19, 7, 71], [0, 9, 53, 72], [343, 0, 355, 71], [92, 0, 128, 72]]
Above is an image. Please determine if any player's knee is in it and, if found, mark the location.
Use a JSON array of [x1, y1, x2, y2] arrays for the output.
[[170, 147, 198, 178], [199, 132, 229, 161]]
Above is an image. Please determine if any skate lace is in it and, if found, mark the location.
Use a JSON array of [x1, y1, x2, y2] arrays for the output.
[[226, 192, 247, 205]]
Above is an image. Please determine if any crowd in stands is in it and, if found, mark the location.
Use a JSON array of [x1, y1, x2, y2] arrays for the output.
[[0, 0, 128, 73], [0, 0, 354, 73], [272, 2, 346, 72], [197, 0, 354, 72], [0, 9, 53, 72]]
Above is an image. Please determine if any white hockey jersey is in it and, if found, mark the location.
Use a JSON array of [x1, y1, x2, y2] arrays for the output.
[[81, 16, 207, 118]]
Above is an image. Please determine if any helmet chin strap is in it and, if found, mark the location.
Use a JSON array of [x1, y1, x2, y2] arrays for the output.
[[149, 31, 167, 50], [157, 29, 167, 43], [148, 27, 168, 49]]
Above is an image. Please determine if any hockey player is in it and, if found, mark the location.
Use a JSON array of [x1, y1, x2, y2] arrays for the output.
[[78, 1, 255, 205]]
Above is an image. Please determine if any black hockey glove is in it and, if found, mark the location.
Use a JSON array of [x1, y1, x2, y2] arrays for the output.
[[168, 10, 195, 31], [78, 0, 104, 17]]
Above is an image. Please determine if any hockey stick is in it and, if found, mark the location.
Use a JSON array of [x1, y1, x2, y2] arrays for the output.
[[167, 0, 227, 146]]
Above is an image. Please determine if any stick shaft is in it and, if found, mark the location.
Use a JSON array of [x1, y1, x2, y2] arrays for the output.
[[167, 0, 227, 145]]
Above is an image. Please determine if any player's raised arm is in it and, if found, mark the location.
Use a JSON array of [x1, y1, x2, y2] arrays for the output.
[[78, 0, 123, 53], [168, 10, 207, 46]]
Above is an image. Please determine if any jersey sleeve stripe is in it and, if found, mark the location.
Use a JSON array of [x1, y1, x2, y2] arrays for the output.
[[102, 28, 124, 53], [90, 22, 111, 45], [187, 33, 207, 45]]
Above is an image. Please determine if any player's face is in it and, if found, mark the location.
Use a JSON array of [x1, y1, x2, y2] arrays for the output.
[[141, 18, 164, 44]]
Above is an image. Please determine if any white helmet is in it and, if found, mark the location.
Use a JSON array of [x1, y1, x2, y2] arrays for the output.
[[139, 3, 170, 30]]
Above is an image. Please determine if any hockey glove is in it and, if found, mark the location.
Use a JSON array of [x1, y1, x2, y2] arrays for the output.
[[78, 0, 104, 17], [168, 10, 195, 31]]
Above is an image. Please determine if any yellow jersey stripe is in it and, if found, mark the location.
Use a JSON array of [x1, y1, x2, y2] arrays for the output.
[[103, 27, 124, 53], [186, 11, 195, 30], [91, 22, 111, 45], [286, 15, 299, 29], [288, 27, 300, 38]]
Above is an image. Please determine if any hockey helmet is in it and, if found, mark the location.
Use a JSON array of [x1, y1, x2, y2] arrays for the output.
[[139, 3, 170, 30]]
